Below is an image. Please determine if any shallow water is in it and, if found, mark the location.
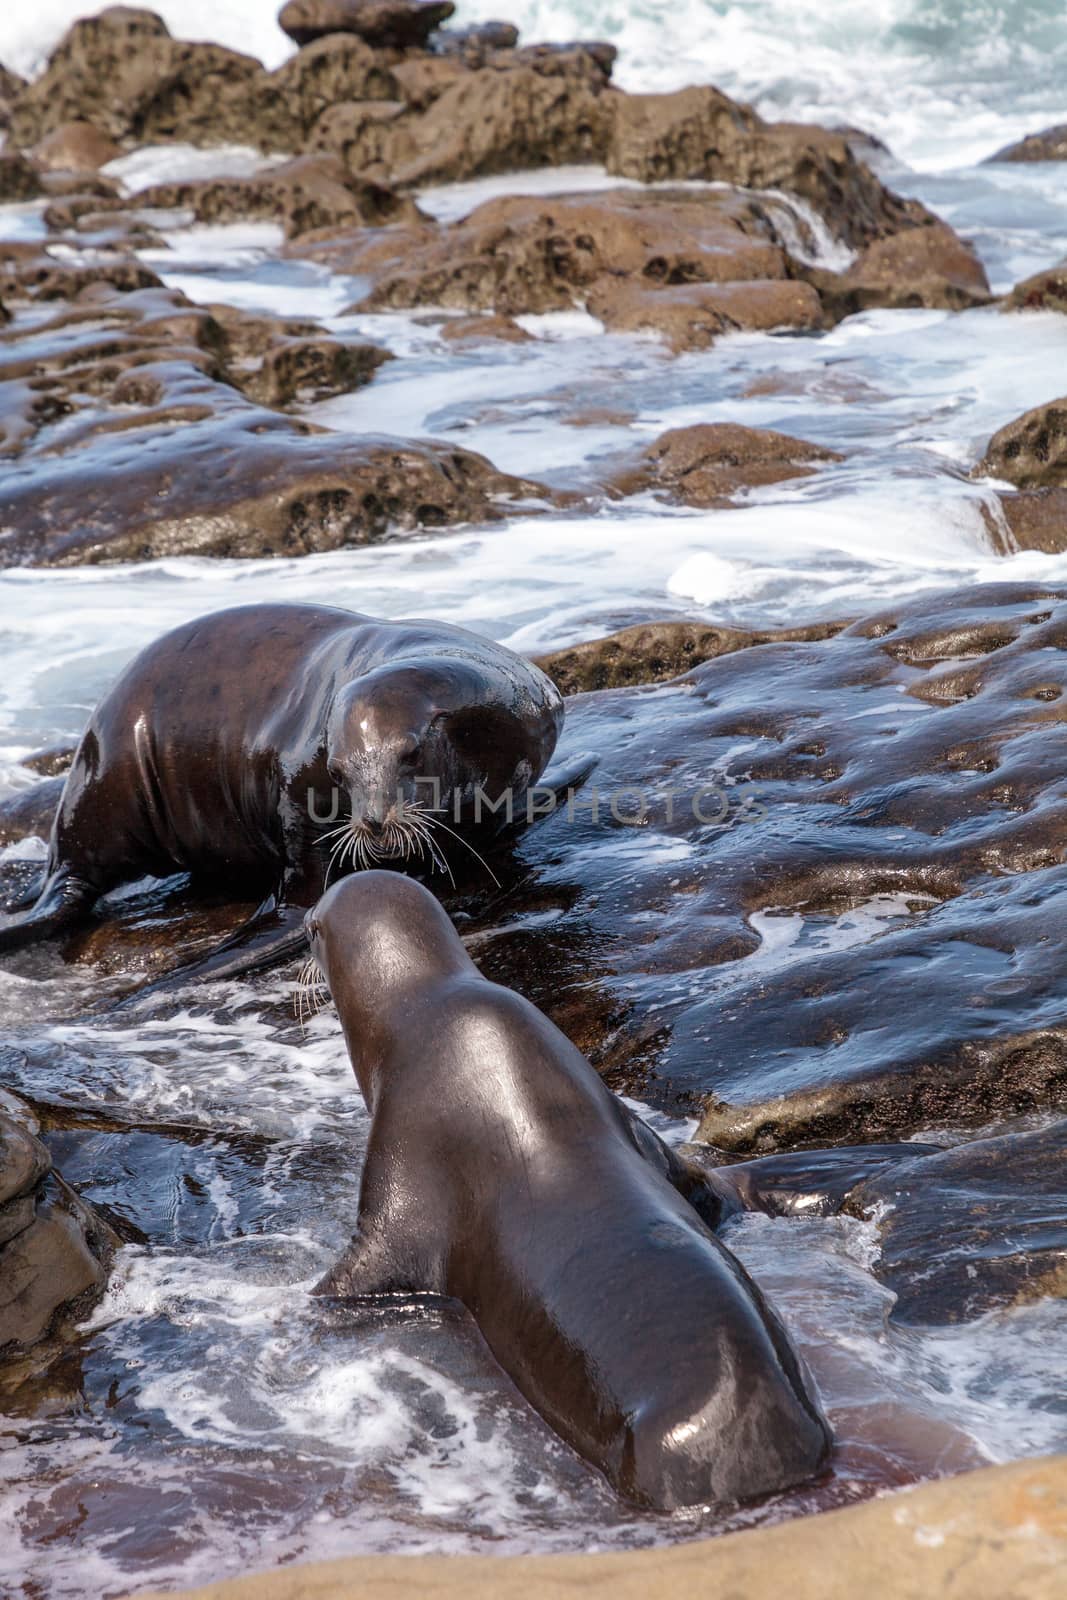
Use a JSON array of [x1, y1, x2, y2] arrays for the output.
[[3, 0, 1067, 1592]]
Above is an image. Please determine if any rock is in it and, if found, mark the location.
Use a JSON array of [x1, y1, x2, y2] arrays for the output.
[[278, 0, 455, 49], [809, 220, 992, 315], [260, 33, 402, 145], [0, 778, 65, 846], [7, 6, 269, 150], [0, 1095, 118, 1361], [126, 1457, 1067, 1600], [344, 189, 794, 317], [989, 123, 1067, 162], [32, 120, 123, 173], [0, 150, 43, 203], [240, 336, 391, 406], [1005, 259, 1067, 312], [137, 155, 419, 239], [605, 89, 925, 249], [976, 398, 1067, 490], [309, 56, 611, 187], [433, 21, 520, 63], [456, 584, 1067, 1142], [0, 60, 26, 129], [845, 1121, 1067, 1325], [439, 313, 533, 344], [0, 279, 547, 563], [533, 618, 847, 694], [585, 277, 824, 350], [21, 744, 77, 777], [997, 489, 1067, 554], [601, 423, 842, 506]]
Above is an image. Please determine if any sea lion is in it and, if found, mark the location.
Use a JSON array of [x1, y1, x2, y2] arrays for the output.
[[308, 870, 832, 1512], [0, 603, 585, 986]]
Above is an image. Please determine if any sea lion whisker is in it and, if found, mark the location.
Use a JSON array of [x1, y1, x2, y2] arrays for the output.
[[423, 812, 502, 889]]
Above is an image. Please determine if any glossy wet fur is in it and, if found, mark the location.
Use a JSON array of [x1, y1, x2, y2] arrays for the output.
[[308, 872, 832, 1512], [0, 603, 564, 981]]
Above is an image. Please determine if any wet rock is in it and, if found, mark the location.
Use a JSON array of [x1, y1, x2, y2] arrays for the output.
[[462, 585, 1067, 1144], [433, 21, 520, 62], [0, 244, 162, 301], [845, 1121, 1067, 1324], [976, 398, 1067, 490], [137, 155, 419, 239], [260, 33, 402, 145], [533, 617, 847, 694], [0, 280, 544, 563], [989, 123, 1067, 162], [600, 423, 842, 506], [809, 220, 992, 315], [1005, 259, 1067, 312], [0, 779, 65, 847], [0, 150, 43, 203], [278, 0, 455, 49], [7, 7, 268, 150], [585, 277, 824, 350], [241, 336, 391, 406], [32, 120, 123, 173], [997, 489, 1067, 554], [21, 744, 77, 778], [345, 189, 794, 316], [0, 60, 26, 128], [0, 1094, 118, 1361], [605, 90, 926, 249], [439, 313, 533, 345], [309, 55, 611, 187]]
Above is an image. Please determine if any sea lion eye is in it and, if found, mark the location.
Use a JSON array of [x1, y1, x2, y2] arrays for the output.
[[327, 762, 343, 785]]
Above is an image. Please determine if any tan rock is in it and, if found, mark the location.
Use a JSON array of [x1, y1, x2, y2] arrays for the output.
[[534, 616, 845, 694], [997, 488, 1067, 553], [603, 422, 842, 506], [990, 122, 1067, 162], [606, 89, 925, 248], [812, 220, 991, 315], [130, 1457, 1067, 1600], [32, 119, 122, 172], [278, 0, 455, 49], [440, 313, 533, 344], [137, 154, 418, 239], [0, 149, 42, 203], [976, 398, 1067, 490], [587, 277, 824, 350], [347, 189, 791, 316], [1005, 259, 1067, 312]]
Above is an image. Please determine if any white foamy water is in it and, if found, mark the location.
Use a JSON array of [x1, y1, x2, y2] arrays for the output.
[[4, 0, 1067, 1590]]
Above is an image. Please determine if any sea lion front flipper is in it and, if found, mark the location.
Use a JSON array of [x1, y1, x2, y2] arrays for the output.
[[109, 897, 310, 1008], [678, 1140, 947, 1218]]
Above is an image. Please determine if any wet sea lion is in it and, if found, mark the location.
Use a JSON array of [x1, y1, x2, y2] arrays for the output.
[[0, 603, 583, 986], [308, 870, 832, 1511]]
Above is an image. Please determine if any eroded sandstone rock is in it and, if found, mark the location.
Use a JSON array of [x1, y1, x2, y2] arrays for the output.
[[0, 1095, 118, 1363], [533, 617, 846, 694], [136, 154, 419, 238], [8, 7, 267, 149], [808, 219, 991, 315], [0, 282, 544, 563], [976, 398, 1067, 490], [32, 120, 123, 172], [279, 0, 455, 48], [459, 584, 1067, 1150], [989, 123, 1067, 162], [599, 423, 842, 506], [0, 150, 43, 203], [1005, 260, 1067, 312]]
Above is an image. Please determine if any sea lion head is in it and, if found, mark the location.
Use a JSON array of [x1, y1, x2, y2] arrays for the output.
[[305, 872, 472, 1093], [323, 660, 543, 872]]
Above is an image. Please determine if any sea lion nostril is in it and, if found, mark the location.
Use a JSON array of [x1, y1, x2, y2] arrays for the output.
[[363, 816, 384, 839]]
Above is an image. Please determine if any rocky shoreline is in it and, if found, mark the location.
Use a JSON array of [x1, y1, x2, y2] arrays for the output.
[[2, 1, 1067, 1590]]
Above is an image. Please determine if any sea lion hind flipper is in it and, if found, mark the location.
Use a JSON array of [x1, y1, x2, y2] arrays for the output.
[[0, 870, 94, 954], [312, 1230, 428, 1301]]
